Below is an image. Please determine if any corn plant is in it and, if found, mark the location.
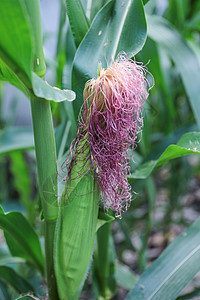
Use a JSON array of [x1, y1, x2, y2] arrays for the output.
[[0, 1, 200, 300]]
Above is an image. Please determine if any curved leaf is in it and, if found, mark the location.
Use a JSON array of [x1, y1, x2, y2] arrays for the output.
[[32, 72, 76, 102], [131, 132, 200, 179], [147, 14, 200, 129], [72, 0, 147, 118], [0, 266, 34, 294], [0, 127, 34, 156], [0, 206, 44, 274], [0, 0, 75, 103], [0, 59, 28, 96], [126, 217, 200, 300]]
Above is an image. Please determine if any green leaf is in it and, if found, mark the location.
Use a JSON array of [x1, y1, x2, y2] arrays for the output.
[[72, 0, 147, 118], [138, 38, 175, 133], [66, 0, 90, 47], [0, 0, 33, 89], [131, 132, 200, 179], [126, 217, 200, 300], [54, 158, 99, 299], [0, 266, 34, 294], [23, 0, 46, 77], [147, 14, 200, 129], [0, 127, 34, 156], [0, 243, 24, 265], [0, 278, 10, 300], [89, 0, 110, 21], [32, 72, 76, 102], [0, 0, 75, 103], [0, 59, 28, 96], [0, 206, 44, 274], [115, 263, 138, 290], [9, 151, 33, 222]]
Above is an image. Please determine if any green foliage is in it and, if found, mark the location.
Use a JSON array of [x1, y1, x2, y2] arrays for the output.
[[0, 0, 75, 102], [0, 206, 44, 274], [0, 266, 34, 294], [94, 223, 117, 299], [0, 0, 33, 89], [65, 0, 90, 47], [126, 217, 200, 300], [1, 0, 200, 299], [0, 127, 34, 155], [115, 263, 138, 290], [9, 151, 34, 223], [131, 132, 200, 179], [72, 0, 147, 118], [147, 14, 200, 129], [54, 157, 99, 299]]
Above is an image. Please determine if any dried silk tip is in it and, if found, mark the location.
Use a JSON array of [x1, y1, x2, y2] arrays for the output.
[[63, 53, 152, 215]]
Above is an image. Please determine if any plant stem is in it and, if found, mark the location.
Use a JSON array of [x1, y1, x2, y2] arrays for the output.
[[96, 222, 112, 298], [30, 96, 59, 300]]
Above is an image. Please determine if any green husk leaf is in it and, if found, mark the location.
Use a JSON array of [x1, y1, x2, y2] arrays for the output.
[[54, 155, 99, 299]]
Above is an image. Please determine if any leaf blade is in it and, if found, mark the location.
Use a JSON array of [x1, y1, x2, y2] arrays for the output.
[[0, 206, 44, 274], [0, 266, 34, 294], [126, 217, 200, 300], [66, 0, 90, 47], [0, 127, 34, 156], [147, 14, 200, 129], [0, 0, 33, 88], [131, 132, 200, 179], [72, 0, 147, 118]]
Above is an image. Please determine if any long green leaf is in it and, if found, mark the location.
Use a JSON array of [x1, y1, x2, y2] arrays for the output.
[[54, 159, 99, 299], [0, 279, 10, 300], [126, 217, 200, 300], [147, 14, 200, 129], [0, 127, 34, 155], [89, 0, 110, 21], [72, 0, 147, 118], [65, 0, 90, 47], [0, 206, 44, 274], [131, 132, 200, 179], [0, 266, 34, 294], [0, 0, 33, 88]]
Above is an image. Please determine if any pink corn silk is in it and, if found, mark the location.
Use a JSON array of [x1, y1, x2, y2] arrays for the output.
[[64, 54, 151, 216]]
